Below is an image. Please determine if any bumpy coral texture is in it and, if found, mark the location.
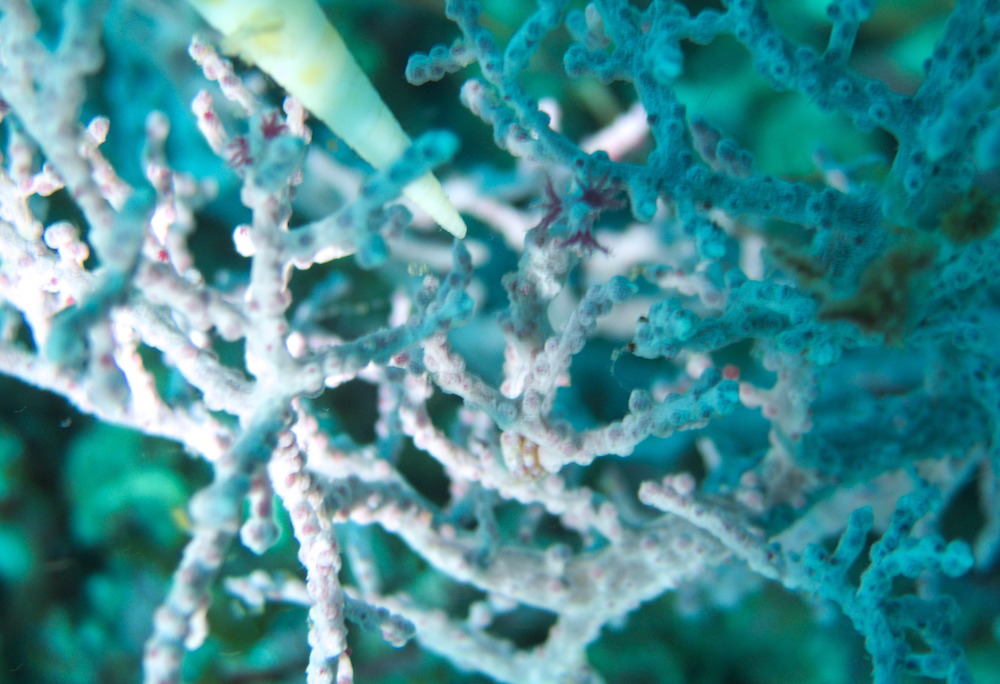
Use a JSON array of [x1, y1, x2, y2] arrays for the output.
[[0, 1, 998, 683]]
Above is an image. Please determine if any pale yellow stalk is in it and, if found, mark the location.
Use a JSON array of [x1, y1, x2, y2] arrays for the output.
[[185, 0, 467, 238]]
